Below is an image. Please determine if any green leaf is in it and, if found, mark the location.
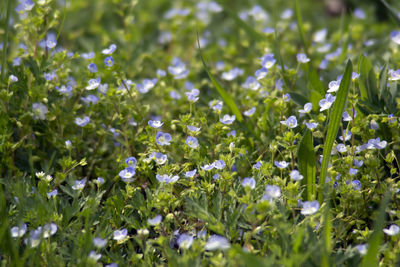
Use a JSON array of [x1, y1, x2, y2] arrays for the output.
[[197, 35, 243, 123], [362, 191, 391, 267], [294, 0, 309, 56], [380, 0, 400, 26], [308, 68, 326, 95], [298, 129, 316, 201], [358, 56, 379, 105], [318, 60, 352, 202], [290, 92, 308, 107], [321, 201, 333, 267]]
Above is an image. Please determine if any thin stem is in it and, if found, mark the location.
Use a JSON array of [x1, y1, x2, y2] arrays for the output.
[[1, 0, 12, 83]]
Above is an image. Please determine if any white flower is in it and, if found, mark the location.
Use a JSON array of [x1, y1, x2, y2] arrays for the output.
[[113, 229, 128, 241], [204, 235, 231, 250], [383, 224, 400, 236], [301, 201, 320, 215], [32, 103, 49, 120]]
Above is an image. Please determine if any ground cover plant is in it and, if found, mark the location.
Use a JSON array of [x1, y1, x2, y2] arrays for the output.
[[1, 0, 400, 266]]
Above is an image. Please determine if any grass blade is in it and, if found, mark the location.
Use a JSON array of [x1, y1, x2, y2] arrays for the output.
[[197, 34, 243, 122], [318, 60, 352, 202], [362, 191, 391, 267], [298, 129, 316, 201], [358, 56, 379, 105], [1, 0, 12, 83], [294, 0, 309, 56], [219, 2, 266, 42], [380, 0, 400, 26]]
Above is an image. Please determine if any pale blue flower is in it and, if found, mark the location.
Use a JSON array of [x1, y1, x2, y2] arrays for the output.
[[297, 53, 310, 63], [81, 52, 95, 59], [353, 159, 364, 168], [204, 235, 231, 250], [75, 116, 90, 127], [16, 0, 34, 12], [9, 74, 18, 83], [137, 78, 157, 93], [274, 160, 289, 169], [156, 131, 172, 146], [95, 177, 105, 185], [262, 185, 281, 201], [86, 77, 101, 90], [186, 136, 199, 149], [354, 8, 366, 19], [356, 244, 368, 255], [244, 107, 256, 117], [119, 167, 136, 183], [213, 160, 226, 170], [44, 71, 56, 81], [281, 8, 293, 19], [261, 53, 276, 68], [221, 67, 243, 81], [45, 33, 57, 49], [213, 173, 220, 180], [290, 170, 303, 181], [11, 223, 27, 238], [93, 237, 107, 248], [113, 229, 128, 241], [88, 251, 101, 261], [72, 179, 86, 190], [148, 120, 163, 128], [88, 63, 97, 73], [263, 27, 275, 34], [154, 152, 167, 165], [319, 94, 336, 111], [104, 56, 114, 67], [185, 89, 200, 102], [187, 125, 201, 132], [32, 103, 49, 120], [177, 233, 194, 249], [253, 161, 262, 169], [156, 174, 179, 184], [56, 85, 73, 95], [242, 76, 261, 90], [313, 28, 327, 43], [209, 100, 223, 111], [299, 103, 312, 113], [201, 163, 214, 171], [81, 94, 99, 105], [389, 69, 400, 81], [383, 224, 400, 236], [168, 57, 189, 79], [391, 31, 400, 45], [220, 114, 235, 125], [170, 90, 181, 100], [102, 44, 117, 55], [157, 69, 166, 77], [388, 114, 396, 123], [339, 131, 352, 142], [349, 168, 358, 176], [342, 111, 352, 121], [125, 157, 137, 167], [301, 201, 320, 215], [327, 80, 340, 93], [47, 189, 58, 198], [242, 177, 256, 189], [283, 93, 291, 102], [306, 122, 318, 129], [280, 115, 297, 128], [185, 169, 197, 178], [336, 144, 347, 153], [148, 215, 162, 226], [255, 67, 268, 80]]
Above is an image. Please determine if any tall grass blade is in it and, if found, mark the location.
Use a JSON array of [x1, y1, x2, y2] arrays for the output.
[[1, 0, 12, 83], [298, 129, 316, 201], [362, 191, 391, 267], [294, 0, 309, 56], [318, 60, 352, 202], [380, 0, 400, 26], [197, 34, 243, 122]]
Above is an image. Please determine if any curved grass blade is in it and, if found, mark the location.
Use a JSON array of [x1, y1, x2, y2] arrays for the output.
[[294, 0, 309, 56], [362, 191, 391, 267], [318, 60, 352, 202], [298, 129, 316, 201], [380, 0, 400, 26], [197, 34, 243, 122]]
